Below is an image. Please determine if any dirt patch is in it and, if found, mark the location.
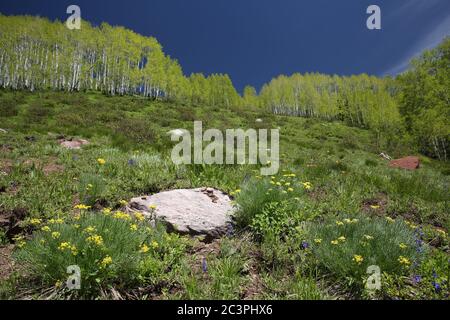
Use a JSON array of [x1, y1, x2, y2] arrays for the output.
[[241, 250, 265, 300], [0, 207, 27, 241], [362, 193, 388, 215], [308, 186, 327, 201], [389, 156, 420, 170], [23, 157, 64, 176], [0, 159, 14, 174], [0, 144, 13, 153], [0, 245, 15, 281]]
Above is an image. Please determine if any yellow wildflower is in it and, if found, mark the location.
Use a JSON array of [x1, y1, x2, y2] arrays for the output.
[[151, 240, 159, 250], [86, 235, 103, 246], [336, 221, 344, 226], [370, 205, 380, 209], [386, 217, 395, 223], [130, 224, 138, 231], [97, 158, 106, 165], [58, 242, 71, 251], [399, 243, 408, 250], [287, 188, 294, 192], [84, 226, 96, 234], [302, 182, 312, 190], [48, 218, 64, 224], [140, 244, 150, 253], [338, 236, 346, 242], [100, 256, 113, 268], [30, 218, 42, 225], [119, 200, 128, 206], [113, 211, 131, 220], [41, 226, 51, 232], [314, 239, 322, 244], [51, 232, 61, 239], [74, 204, 91, 210], [352, 255, 364, 265], [102, 208, 112, 215], [363, 234, 374, 241], [398, 256, 411, 266], [331, 240, 339, 245], [149, 205, 157, 210], [134, 212, 145, 222]]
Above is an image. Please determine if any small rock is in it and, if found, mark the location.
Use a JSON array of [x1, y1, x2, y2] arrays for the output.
[[167, 129, 188, 137], [59, 138, 89, 150], [0, 128, 7, 134], [389, 156, 420, 170], [255, 119, 263, 123]]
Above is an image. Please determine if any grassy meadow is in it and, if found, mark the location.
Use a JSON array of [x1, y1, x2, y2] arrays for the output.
[[0, 89, 448, 300]]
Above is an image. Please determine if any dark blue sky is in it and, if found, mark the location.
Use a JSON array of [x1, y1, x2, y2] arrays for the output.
[[1, 0, 449, 92]]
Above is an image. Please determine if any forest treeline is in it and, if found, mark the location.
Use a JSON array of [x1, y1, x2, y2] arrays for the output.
[[0, 15, 448, 160]]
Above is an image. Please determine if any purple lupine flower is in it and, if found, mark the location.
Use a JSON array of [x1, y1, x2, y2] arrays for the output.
[[432, 281, 441, 293], [128, 159, 137, 166], [412, 275, 422, 284], [226, 223, 234, 237], [301, 241, 310, 250], [202, 257, 208, 273]]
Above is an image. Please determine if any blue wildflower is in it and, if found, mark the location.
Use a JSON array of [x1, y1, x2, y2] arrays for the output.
[[202, 257, 208, 273], [412, 275, 422, 284], [301, 241, 310, 250], [128, 159, 137, 166]]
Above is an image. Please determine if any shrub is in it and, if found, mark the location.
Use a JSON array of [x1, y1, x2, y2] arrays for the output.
[[14, 210, 187, 298], [234, 175, 318, 235], [305, 213, 423, 291]]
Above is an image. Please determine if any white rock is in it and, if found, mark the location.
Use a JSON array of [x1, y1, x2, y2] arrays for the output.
[[128, 188, 234, 241], [167, 129, 189, 137], [255, 119, 263, 123]]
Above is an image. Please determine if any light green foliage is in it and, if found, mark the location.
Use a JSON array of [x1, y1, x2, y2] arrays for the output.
[[397, 37, 450, 160], [305, 214, 423, 291], [14, 212, 188, 298]]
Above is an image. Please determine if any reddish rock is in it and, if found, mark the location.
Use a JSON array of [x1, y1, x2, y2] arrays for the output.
[[389, 156, 420, 170]]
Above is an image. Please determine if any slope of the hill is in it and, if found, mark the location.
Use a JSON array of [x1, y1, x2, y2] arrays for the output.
[[0, 90, 448, 300]]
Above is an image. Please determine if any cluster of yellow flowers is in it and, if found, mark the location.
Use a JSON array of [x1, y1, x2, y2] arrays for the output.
[[363, 234, 374, 241], [113, 211, 131, 221], [229, 189, 241, 196], [48, 218, 65, 224], [97, 158, 106, 165], [51, 232, 61, 239], [86, 234, 104, 246], [399, 243, 408, 250], [352, 255, 364, 265], [385, 216, 395, 223], [58, 241, 78, 256], [331, 236, 346, 245], [74, 204, 91, 210], [99, 255, 113, 268], [134, 212, 145, 222], [30, 218, 42, 225], [84, 226, 97, 234], [398, 256, 411, 266], [302, 182, 312, 190]]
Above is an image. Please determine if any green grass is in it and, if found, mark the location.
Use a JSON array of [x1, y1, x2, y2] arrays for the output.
[[0, 89, 449, 300]]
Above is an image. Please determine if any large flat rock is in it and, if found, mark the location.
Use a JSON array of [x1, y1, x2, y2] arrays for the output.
[[128, 188, 234, 241]]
